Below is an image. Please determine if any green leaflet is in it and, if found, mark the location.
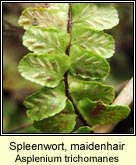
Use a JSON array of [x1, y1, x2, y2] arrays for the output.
[[78, 98, 130, 126], [18, 53, 70, 88], [74, 126, 92, 133], [34, 100, 76, 133], [72, 3, 119, 31], [70, 46, 110, 81], [17, 3, 131, 133], [24, 83, 67, 121], [72, 25, 115, 58], [23, 26, 70, 54], [18, 4, 68, 30], [69, 76, 114, 104]]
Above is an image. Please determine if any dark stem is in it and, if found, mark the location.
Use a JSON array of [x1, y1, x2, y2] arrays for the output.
[[65, 3, 72, 55], [64, 3, 88, 126], [67, 3, 73, 34]]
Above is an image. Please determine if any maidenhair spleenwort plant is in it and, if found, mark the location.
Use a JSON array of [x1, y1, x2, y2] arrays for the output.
[[18, 3, 130, 133]]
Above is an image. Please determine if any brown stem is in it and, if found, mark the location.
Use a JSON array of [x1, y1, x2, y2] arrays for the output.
[[67, 3, 73, 34], [64, 3, 88, 126]]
